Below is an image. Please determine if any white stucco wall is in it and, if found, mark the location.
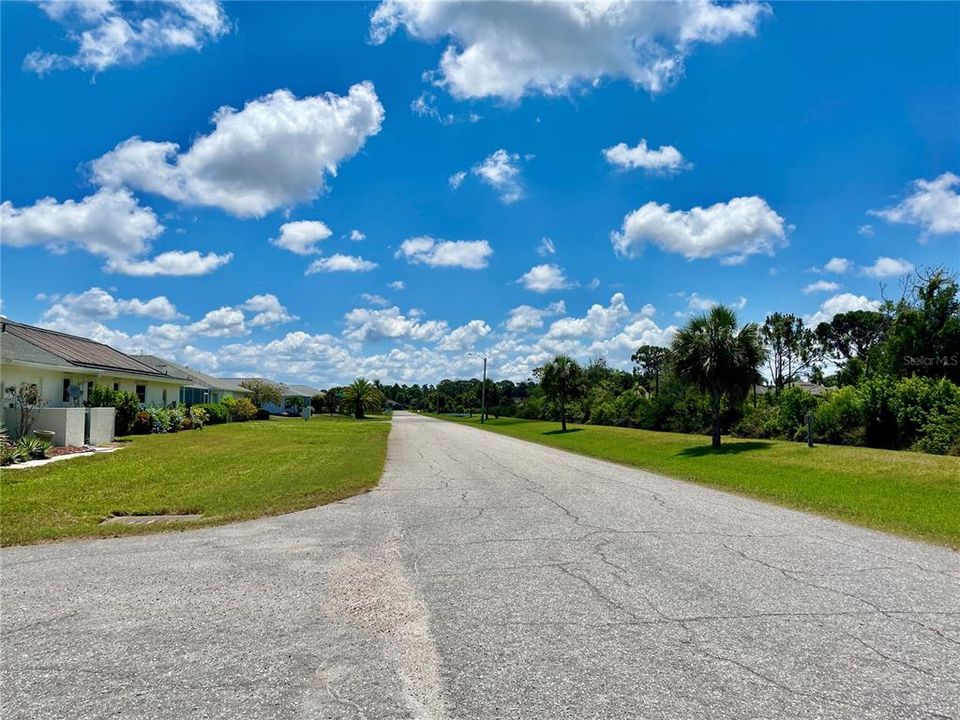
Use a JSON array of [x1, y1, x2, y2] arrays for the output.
[[86, 407, 116, 445], [1, 363, 184, 410], [3, 407, 85, 446]]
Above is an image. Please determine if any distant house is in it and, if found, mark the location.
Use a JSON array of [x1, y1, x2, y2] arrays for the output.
[[220, 377, 323, 415], [138, 355, 253, 405], [0, 319, 190, 409], [754, 381, 829, 397]]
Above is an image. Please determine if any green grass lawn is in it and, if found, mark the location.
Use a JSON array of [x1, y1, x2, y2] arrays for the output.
[[0, 415, 391, 546], [434, 414, 960, 548]]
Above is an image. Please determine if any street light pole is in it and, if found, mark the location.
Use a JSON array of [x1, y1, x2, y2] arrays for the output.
[[480, 355, 487, 423], [468, 352, 489, 423]]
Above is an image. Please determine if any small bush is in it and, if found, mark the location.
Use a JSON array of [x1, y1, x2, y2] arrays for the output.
[[195, 403, 230, 424], [230, 397, 258, 422], [189, 406, 209, 428], [132, 411, 152, 434], [815, 386, 865, 445], [87, 383, 141, 435]]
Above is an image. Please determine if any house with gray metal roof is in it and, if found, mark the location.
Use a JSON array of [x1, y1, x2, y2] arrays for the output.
[[1, 319, 190, 408], [138, 355, 253, 405], [218, 378, 323, 415]]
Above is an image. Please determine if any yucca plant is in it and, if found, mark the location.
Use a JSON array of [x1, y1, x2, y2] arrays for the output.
[[15, 436, 52, 460]]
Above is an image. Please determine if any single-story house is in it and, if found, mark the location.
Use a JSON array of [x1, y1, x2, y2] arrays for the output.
[[754, 381, 829, 397], [0, 319, 190, 445], [1, 319, 190, 408], [219, 377, 323, 415], [138, 355, 253, 405]]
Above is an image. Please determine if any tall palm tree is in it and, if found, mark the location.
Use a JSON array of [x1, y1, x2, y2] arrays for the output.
[[672, 306, 766, 447], [342, 378, 385, 419], [534, 355, 585, 432]]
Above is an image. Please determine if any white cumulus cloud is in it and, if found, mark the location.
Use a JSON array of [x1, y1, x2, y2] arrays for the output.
[[271, 220, 332, 255], [802, 280, 841, 294], [602, 139, 688, 173], [505, 300, 566, 333], [24, 0, 231, 75], [870, 172, 960, 238], [472, 149, 526, 203], [808, 293, 881, 326], [344, 306, 448, 343], [612, 196, 788, 264], [240, 294, 298, 328], [822, 257, 851, 274], [0, 188, 162, 259], [395, 236, 492, 269], [104, 250, 233, 276], [861, 256, 914, 279], [436, 319, 492, 351], [91, 82, 384, 218], [305, 254, 378, 274], [370, 0, 769, 100], [518, 264, 574, 293], [40, 287, 184, 325]]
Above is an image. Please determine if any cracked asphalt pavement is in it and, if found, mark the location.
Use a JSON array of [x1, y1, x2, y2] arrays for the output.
[[2, 412, 959, 719]]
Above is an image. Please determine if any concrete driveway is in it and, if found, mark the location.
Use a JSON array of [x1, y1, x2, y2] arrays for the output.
[[2, 412, 958, 719]]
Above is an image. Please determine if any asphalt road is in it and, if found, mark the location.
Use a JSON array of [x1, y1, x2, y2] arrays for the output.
[[2, 412, 958, 719]]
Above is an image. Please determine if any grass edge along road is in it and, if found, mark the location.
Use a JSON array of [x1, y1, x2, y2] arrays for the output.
[[433, 414, 960, 548], [0, 416, 391, 546]]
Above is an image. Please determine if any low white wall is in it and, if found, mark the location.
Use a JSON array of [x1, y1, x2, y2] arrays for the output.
[[86, 407, 116, 446], [3, 407, 85, 447]]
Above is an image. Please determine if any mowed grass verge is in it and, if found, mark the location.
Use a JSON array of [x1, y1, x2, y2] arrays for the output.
[[0, 415, 391, 546], [434, 414, 960, 548]]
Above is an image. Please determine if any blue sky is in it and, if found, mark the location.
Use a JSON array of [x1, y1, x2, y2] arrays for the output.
[[1, 1, 958, 385]]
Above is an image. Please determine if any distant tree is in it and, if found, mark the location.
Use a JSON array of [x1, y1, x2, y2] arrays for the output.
[[816, 309, 888, 380], [240, 379, 285, 410], [534, 355, 585, 432], [324, 388, 342, 416], [672, 306, 766, 448], [287, 396, 305, 412], [342, 378, 385, 419], [879, 267, 960, 383], [310, 394, 325, 414], [631, 345, 670, 396], [761, 313, 819, 394]]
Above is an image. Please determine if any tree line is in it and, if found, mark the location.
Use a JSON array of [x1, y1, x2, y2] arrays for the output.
[[370, 267, 960, 454]]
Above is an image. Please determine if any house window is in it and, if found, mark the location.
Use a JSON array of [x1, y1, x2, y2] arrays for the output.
[[162, 389, 167, 405], [63, 378, 71, 403], [113, 383, 120, 392], [136, 384, 146, 403], [87, 381, 94, 400]]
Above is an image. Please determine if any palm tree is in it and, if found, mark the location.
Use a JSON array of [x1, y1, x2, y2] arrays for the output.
[[342, 378, 385, 419], [672, 306, 766, 448], [534, 355, 585, 432]]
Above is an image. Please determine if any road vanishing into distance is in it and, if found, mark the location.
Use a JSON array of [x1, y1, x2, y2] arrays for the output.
[[3, 412, 958, 719]]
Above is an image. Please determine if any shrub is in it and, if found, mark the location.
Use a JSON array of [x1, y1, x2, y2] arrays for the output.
[[777, 387, 820, 440], [732, 400, 779, 439], [815, 386, 865, 445], [189, 406, 209, 428], [221, 396, 237, 417], [195, 403, 229, 425], [132, 411, 152, 434], [913, 411, 960, 455], [230, 397, 258, 422], [87, 384, 140, 435]]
